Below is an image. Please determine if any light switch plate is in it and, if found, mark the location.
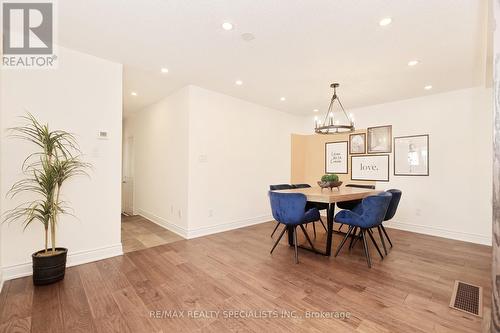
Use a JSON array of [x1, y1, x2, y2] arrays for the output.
[[98, 131, 109, 140]]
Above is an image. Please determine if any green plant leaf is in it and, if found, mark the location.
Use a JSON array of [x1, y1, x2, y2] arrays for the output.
[[3, 112, 91, 251]]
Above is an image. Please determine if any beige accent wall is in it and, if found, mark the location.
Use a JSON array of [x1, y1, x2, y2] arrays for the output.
[[291, 129, 375, 187]]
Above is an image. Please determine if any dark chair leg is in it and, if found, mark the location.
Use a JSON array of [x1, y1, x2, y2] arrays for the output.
[[270, 225, 287, 254], [334, 226, 354, 257], [361, 229, 372, 268], [319, 217, 327, 232], [299, 224, 316, 252], [367, 228, 384, 260], [338, 223, 344, 232], [312, 222, 317, 238], [293, 226, 299, 264], [271, 222, 280, 237], [377, 226, 388, 255], [349, 227, 358, 250], [381, 225, 393, 248], [351, 229, 360, 249]]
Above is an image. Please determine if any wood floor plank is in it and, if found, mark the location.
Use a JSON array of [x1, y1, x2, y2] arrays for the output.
[[59, 268, 97, 333], [31, 283, 64, 333], [111, 286, 162, 332], [0, 317, 31, 333], [95, 257, 132, 292], [93, 314, 132, 333], [0, 281, 10, 311], [0, 277, 33, 327], [125, 267, 167, 306]]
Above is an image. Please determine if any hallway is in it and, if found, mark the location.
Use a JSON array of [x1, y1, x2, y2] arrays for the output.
[[121, 215, 183, 253]]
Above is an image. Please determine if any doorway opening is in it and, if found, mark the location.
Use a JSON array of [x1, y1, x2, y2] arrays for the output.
[[121, 134, 182, 253]]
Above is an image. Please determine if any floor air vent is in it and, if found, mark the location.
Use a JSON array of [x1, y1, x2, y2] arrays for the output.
[[449, 280, 482, 317]]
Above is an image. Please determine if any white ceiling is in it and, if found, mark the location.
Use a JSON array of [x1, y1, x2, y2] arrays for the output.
[[57, 0, 488, 116]]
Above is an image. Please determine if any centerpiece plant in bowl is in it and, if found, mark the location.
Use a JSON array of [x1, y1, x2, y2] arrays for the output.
[[318, 174, 343, 190], [4, 113, 90, 285]]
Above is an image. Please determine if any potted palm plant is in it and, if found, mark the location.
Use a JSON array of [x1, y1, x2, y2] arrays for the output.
[[4, 113, 90, 285]]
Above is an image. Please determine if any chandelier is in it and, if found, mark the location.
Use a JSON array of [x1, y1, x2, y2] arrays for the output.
[[314, 83, 355, 134]]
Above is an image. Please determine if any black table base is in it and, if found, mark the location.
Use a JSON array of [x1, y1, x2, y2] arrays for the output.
[[287, 203, 336, 256]]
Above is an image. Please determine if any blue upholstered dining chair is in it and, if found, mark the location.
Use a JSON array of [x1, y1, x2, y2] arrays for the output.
[[269, 191, 319, 263], [269, 184, 294, 237], [291, 183, 327, 237], [336, 184, 376, 231], [333, 192, 392, 268], [376, 189, 402, 254]]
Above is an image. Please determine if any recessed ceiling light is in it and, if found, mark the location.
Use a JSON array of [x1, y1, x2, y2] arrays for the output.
[[379, 17, 392, 26], [161, 68, 169, 73], [131, 92, 137, 96], [424, 85, 433, 90], [222, 22, 233, 31], [313, 109, 319, 112], [280, 97, 286, 101], [408, 60, 419, 66], [235, 80, 243, 86]]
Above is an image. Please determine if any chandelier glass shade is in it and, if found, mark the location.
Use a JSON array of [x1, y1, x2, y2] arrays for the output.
[[314, 83, 355, 134]]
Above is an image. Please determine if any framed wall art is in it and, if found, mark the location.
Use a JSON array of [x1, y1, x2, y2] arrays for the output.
[[351, 155, 390, 181], [349, 133, 366, 154], [367, 125, 392, 153], [394, 134, 429, 176], [325, 141, 348, 174]]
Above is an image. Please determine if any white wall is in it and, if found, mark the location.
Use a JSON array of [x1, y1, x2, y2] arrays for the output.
[[1, 46, 123, 280], [187, 86, 306, 237], [123, 87, 190, 235], [128, 84, 493, 245], [126, 85, 306, 238], [325, 87, 492, 245]]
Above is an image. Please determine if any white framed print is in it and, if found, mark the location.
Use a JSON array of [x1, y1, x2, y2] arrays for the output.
[[349, 133, 366, 154], [367, 125, 392, 153], [394, 134, 429, 176], [325, 141, 348, 174], [351, 155, 390, 182]]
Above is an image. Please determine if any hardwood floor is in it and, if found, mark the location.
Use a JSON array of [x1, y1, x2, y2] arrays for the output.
[[121, 215, 184, 253], [0, 222, 491, 332]]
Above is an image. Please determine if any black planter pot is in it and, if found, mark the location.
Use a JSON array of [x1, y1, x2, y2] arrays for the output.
[[32, 247, 68, 286]]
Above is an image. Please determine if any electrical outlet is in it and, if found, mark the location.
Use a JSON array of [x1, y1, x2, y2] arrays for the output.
[[208, 209, 213, 217], [171, 205, 173, 214], [178, 209, 182, 219]]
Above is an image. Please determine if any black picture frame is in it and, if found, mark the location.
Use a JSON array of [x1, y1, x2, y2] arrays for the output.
[[349, 132, 366, 154], [351, 154, 390, 182], [325, 141, 348, 174], [367, 125, 392, 154], [394, 134, 429, 176]]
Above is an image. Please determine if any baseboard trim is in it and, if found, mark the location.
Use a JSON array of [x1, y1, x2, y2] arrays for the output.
[[387, 221, 491, 246], [139, 209, 490, 246], [137, 208, 272, 240], [137, 209, 188, 238], [186, 215, 273, 239], [1, 243, 123, 282]]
